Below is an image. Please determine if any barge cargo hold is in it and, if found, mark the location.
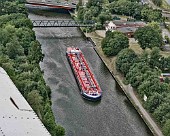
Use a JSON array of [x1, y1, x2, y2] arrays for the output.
[[66, 47, 102, 101]]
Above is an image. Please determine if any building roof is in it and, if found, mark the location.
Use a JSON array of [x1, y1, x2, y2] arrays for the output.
[[117, 27, 137, 33], [112, 20, 146, 27], [0, 67, 51, 136], [105, 20, 146, 28]]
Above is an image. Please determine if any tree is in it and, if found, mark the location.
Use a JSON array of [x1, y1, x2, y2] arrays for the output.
[[141, 6, 162, 22], [148, 21, 161, 33], [126, 62, 151, 88], [28, 40, 44, 63], [0, 28, 11, 45], [55, 125, 65, 136], [163, 119, 170, 136], [97, 11, 112, 25], [116, 48, 137, 75], [144, 92, 164, 113], [77, 7, 86, 21], [0, 13, 30, 28], [27, 90, 43, 119], [153, 103, 170, 125], [160, 56, 170, 72], [86, 0, 104, 8], [138, 77, 169, 97], [134, 26, 162, 49], [101, 31, 129, 56], [89, 6, 100, 17], [149, 47, 161, 68], [152, 0, 162, 6], [6, 38, 24, 59], [43, 111, 56, 133]]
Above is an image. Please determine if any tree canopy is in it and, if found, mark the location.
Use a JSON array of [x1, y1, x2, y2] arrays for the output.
[[116, 48, 137, 75], [101, 31, 129, 56], [134, 26, 162, 49]]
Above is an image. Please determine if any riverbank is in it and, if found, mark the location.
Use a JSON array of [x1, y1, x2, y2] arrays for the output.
[[85, 31, 163, 136]]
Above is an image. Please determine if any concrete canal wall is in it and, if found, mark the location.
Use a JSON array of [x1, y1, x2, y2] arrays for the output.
[[85, 35, 163, 136]]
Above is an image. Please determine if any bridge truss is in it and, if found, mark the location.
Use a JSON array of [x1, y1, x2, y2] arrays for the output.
[[32, 20, 95, 27]]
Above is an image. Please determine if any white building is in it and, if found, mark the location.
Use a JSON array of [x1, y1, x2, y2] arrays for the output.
[[105, 21, 116, 31]]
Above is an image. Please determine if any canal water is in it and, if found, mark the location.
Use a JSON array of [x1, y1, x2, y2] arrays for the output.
[[28, 10, 153, 136]]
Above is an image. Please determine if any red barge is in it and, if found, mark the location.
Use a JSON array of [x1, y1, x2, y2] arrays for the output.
[[66, 47, 102, 101]]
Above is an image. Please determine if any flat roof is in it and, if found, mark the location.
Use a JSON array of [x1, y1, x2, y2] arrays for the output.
[[0, 67, 51, 136], [112, 20, 146, 26], [117, 27, 137, 33]]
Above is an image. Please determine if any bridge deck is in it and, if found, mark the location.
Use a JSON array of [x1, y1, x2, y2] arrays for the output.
[[32, 20, 94, 27]]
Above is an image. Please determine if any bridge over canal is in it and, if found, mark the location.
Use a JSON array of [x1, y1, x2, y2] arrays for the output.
[[31, 20, 95, 27]]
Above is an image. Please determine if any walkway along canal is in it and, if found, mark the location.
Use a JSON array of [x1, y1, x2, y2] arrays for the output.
[[28, 10, 153, 136]]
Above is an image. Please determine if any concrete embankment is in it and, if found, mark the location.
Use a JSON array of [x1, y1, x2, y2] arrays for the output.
[[86, 35, 163, 136]]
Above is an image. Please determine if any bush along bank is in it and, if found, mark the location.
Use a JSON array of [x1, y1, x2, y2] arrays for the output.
[[0, 1, 65, 136]]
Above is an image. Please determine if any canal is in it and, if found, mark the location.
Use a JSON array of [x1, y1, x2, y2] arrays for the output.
[[28, 10, 153, 136]]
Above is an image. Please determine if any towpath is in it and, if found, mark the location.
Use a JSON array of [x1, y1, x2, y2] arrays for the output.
[[116, 76, 164, 136]]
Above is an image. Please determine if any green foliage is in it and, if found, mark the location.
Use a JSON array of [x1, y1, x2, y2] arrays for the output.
[[109, 0, 162, 22], [153, 102, 170, 125], [149, 47, 161, 68], [27, 90, 43, 118], [0, 13, 32, 28], [0, 1, 65, 135], [110, 0, 142, 18], [134, 26, 163, 49], [138, 77, 169, 97], [126, 62, 151, 88], [148, 21, 161, 33], [86, 0, 104, 8], [55, 125, 65, 136], [152, 0, 162, 6], [0, 1, 27, 16], [116, 48, 137, 75], [77, 0, 162, 31], [28, 41, 44, 63], [77, 7, 86, 21], [101, 31, 129, 56], [144, 92, 164, 113], [141, 6, 162, 22], [145, 48, 170, 72], [123, 48, 170, 130], [97, 11, 112, 25], [42, 103, 65, 136], [163, 119, 170, 136]]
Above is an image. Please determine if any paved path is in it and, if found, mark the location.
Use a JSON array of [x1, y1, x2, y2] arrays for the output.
[[123, 83, 164, 136]]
